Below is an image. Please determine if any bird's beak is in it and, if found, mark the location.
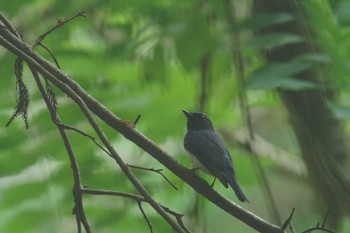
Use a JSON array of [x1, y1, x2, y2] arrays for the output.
[[182, 109, 192, 118]]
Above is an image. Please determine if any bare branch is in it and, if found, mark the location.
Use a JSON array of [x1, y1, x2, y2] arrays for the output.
[[28, 66, 91, 232], [0, 20, 284, 233]]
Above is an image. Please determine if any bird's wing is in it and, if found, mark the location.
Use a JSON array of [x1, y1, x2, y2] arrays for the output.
[[184, 130, 235, 180], [185, 130, 248, 202]]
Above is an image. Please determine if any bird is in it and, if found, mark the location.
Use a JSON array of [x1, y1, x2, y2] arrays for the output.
[[182, 109, 248, 202]]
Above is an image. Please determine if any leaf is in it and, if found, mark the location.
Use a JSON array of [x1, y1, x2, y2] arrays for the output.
[[247, 75, 315, 90], [335, 2, 350, 26], [235, 13, 295, 31], [296, 53, 330, 64], [247, 58, 316, 90], [327, 101, 350, 119], [245, 33, 303, 50], [174, 13, 218, 71], [142, 44, 167, 83]]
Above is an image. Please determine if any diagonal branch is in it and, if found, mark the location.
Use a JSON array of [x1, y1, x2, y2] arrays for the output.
[[0, 13, 20, 38], [25, 52, 187, 232], [0, 18, 284, 233]]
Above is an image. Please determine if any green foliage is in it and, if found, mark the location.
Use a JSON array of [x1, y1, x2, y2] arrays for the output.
[[236, 13, 295, 31], [303, 0, 350, 85], [247, 59, 315, 90], [327, 101, 350, 119], [244, 33, 303, 50], [1, 0, 350, 233], [335, 1, 350, 26]]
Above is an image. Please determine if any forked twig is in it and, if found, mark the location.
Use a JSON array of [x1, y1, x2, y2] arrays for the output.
[[281, 208, 295, 231], [38, 43, 61, 69], [29, 67, 91, 232], [33, 11, 86, 48], [127, 164, 178, 190], [56, 122, 111, 156], [82, 188, 191, 233], [301, 210, 335, 233]]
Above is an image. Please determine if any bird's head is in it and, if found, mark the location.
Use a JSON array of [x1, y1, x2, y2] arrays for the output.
[[182, 109, 214, 131]]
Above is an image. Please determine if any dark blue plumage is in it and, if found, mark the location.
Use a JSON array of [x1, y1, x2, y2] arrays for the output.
[[182, 110, 248, 202]]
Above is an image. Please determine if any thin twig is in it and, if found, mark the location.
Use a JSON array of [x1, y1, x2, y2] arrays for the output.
[[138, 201, 153, 233], [56, 122, 111, 156], [33, 11, 86, 48], [301, 227, 335, 233], [82, 188, 144, 200], [281, 208, 295, 231], [160, 205, 191, 233], [301, 211, 335, 233], [33, 12, 84, 69], [321, 210, 330, 228], [127, 164, 178, 190], [38, 43, 61, 69], [289, 223, 296, 233], [134, 114, 141, 126]]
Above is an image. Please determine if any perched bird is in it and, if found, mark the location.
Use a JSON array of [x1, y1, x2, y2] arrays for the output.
[[182, 109, 248, 202]]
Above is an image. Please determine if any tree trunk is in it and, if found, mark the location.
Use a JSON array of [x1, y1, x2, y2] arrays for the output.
[[254, 0, 350, 230]]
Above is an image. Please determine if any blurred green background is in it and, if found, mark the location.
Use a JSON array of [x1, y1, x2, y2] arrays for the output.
[[1, 0, 350, 232]]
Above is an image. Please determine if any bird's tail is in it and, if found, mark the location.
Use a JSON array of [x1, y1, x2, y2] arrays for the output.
[[228, 178, 249, 203]]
